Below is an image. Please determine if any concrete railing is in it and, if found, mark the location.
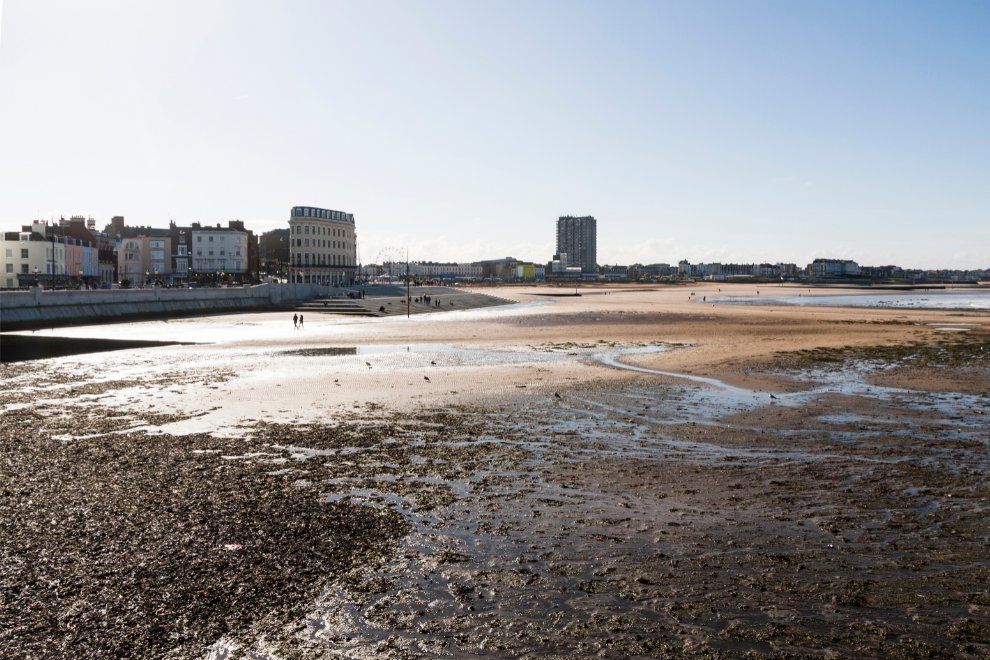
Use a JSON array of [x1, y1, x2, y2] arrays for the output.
[[0, 283, 330, 330]]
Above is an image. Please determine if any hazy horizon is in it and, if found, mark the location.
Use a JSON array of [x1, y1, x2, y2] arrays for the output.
[[1, 1, 987, 270]]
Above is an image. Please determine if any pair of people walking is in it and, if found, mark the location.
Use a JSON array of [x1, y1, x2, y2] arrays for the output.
[[293, 313, 304, 329]]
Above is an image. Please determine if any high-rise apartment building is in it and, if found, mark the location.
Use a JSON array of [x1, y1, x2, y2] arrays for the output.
[[556, 215, 597, 273]]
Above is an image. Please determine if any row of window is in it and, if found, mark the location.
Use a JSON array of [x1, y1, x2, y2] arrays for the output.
[[292, 207, 352, 222], [293, 224, 351, 237], [294, 238, 351, 249], [294, 253, 352, 266], [195, 250, 241, 257]]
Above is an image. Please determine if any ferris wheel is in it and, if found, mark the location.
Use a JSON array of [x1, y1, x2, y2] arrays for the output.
[[374, 246, 408, 278]]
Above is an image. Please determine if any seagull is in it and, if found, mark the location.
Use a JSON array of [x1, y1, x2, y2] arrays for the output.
[[430, 360, 437, 365], [769, 393, 778, 400], [554, 392, 562, 399], [424, 376, 431, 382], [365, 362, 372, 368]]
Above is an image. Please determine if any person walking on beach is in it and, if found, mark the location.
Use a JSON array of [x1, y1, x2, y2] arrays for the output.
[[293, 313, 298, 329], [299, 314, 304, 329]]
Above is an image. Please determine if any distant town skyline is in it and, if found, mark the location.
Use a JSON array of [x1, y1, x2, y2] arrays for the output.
[[1, 1, 988, 269]]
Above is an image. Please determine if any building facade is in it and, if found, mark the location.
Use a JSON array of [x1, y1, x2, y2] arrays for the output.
[[1, 230, 51, 288], [556, 215, 597, 274], [288, 206, 357, 285], [808, 259, 860, 277], [118, 233, 172, 284], [408, 261, 483, 280], [190, 225, 248, 278]]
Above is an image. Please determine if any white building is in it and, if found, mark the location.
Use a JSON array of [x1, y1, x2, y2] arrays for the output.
[[808, 259, 860, 277], [288, 206, 357, 286], [408, 261, 483, 279], [191, 227, 247, 274]]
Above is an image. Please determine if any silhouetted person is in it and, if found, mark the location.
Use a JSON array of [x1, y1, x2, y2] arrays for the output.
[[299, 314, 304, 328], [293, 313, 298, 329]]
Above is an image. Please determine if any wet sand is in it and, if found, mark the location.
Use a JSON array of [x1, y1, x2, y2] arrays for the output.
[[1, 283, 988, 657]]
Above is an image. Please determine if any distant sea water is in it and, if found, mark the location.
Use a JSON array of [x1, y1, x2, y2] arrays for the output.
[[713, 290, 990, 311]]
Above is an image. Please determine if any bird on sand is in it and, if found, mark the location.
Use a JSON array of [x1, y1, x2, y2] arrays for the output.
[[554, 392, 562, 399], [430, 360, 437, 365], [365, 362, 372, 368], [424, 376, 431, 382], [769, 393, 778, 400]]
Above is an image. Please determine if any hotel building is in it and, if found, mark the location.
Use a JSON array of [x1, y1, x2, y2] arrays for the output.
[[288, 206, 357, 285]]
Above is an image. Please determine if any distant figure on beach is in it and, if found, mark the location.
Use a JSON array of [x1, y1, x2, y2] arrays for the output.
[[293, 313, 298, 329], [299, 314, 304, 328], [703, 296, 706, 302]]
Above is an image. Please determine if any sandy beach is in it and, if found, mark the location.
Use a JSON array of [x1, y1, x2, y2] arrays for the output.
[[2, 283, 988, 657]]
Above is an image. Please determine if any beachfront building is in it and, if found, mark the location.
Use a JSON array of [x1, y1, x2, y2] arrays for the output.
[[118, 232, 172, 284], [288, 206, 357, 286], [1, 228, 52, 288], [408, 261, 483, 280], [0, 219, 107, 289], [807, 258, 860, 277], [556, 215, 597, 273], [190, 224, 248, 280]]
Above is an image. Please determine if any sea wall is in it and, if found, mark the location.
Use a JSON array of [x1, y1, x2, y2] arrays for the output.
[[0, 284, 329, 330]]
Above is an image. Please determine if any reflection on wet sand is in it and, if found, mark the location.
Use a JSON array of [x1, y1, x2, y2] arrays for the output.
[[2, 287, 988, 657]]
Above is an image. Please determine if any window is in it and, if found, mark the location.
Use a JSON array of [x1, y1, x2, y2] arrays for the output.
[[209, 236, 214, 242], [197, 236, 202, 242], [4, 264, 11, 273], [21, 248, 29, 258], [21, 264, 29, 274], [4, 249, 10, 257]]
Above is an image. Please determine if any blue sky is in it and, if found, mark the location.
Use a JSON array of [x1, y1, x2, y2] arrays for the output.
[[1, 0, 987, 268]]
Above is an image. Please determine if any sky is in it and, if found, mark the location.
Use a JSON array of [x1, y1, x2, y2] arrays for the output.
[[0, 0, 987, 269]]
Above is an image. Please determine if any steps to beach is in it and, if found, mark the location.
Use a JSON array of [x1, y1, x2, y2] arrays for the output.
[[296, 289, 514, 318]]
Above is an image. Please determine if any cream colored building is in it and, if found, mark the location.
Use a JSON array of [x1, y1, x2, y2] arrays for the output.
[[1, 229, 53, 289], [288, 206, 357, 285]]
